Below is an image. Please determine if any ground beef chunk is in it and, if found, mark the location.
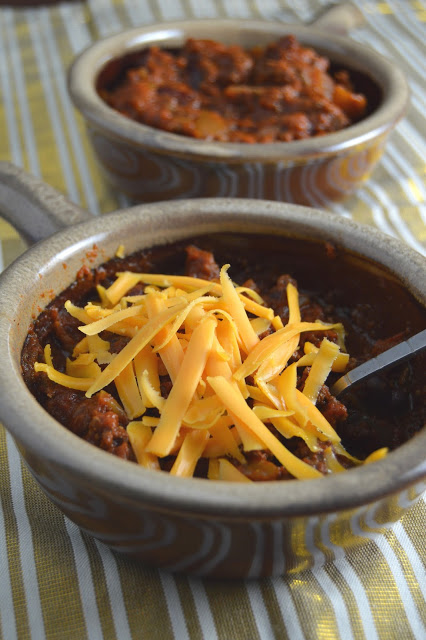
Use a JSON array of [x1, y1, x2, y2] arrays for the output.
[[316, 385, 348, 427], [235, 450, 292, 481], [107, 334, 130, 354], [292, 440, 330, 476], [100, 35, 367, 143], [263, 274, 297, 322], [185, 245, 220, 280], [21, 331, 44, 392], [297, 368, 348, 428], [50, 308, 82, 354], [45, 389, 133, 460]]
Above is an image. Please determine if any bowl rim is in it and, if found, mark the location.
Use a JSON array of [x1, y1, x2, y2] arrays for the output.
[[67, 18, 410, 163], [0, 198, 425, 519]]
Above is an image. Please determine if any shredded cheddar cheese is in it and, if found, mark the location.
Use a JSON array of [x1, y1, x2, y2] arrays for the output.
[[34, 260, 387, 481]]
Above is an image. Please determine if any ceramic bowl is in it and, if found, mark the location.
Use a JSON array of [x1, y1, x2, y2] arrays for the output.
[[0, 163, 425, 579], [67, 16, 409, 206]]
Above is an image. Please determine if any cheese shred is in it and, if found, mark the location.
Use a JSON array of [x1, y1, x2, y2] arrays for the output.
[[34, 260, 385, 481]]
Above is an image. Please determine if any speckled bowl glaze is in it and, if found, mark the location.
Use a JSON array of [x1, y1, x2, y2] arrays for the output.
[[67, 15, 408, 206], [0, 163, 424, 579]]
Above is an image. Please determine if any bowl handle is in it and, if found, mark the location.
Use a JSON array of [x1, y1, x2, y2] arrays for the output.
[[309, 2, 365, 35], [0, 162, 93, 246]]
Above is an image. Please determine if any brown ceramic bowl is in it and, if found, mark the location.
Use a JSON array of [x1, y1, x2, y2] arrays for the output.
[[0, 163, 424, 579], [67, 16, 408, 206]]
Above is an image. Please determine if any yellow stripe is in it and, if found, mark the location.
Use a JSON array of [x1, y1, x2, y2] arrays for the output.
[[286, 561, 342, 640], [0, 426, 31, 640], [400, 494, 426, 558], [14, 12, 67, 195], [174, 577, 205, 640], [204, 580, 262, 639], [321, 563, 366, 639], [258, 581, 291, 640], [329, 509, 416, 637], [357, 500, 426, 631], [381, 526, 426, 629], [3, 12, 28, 171], [116, 561, 175, 638], [55, 3, 120, 214], [313, 515, 367, 639]]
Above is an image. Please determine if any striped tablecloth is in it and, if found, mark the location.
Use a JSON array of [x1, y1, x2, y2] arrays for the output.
[[0, 1, 425, 639]]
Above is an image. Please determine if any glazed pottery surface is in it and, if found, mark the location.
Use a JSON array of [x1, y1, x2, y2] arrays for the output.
[[67, 18, 409, 206], [0, 163, 424, 578]]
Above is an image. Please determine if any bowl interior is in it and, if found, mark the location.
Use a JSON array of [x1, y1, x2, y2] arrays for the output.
[[95, 30, 382, 120]]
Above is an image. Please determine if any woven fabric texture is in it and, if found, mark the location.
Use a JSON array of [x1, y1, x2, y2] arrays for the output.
[[0, 1, 425, 639]]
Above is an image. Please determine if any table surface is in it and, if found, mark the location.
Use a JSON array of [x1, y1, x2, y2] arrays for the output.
[[0, 1, 425, 639]]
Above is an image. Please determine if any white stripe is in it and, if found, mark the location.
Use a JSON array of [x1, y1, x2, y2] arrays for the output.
[[380, 157, 426, 227], [26, 9, 79, 203], [59, 3, 92, 52], [387, 0, 426, 46], [353, 32, 426, 125], [0, 479, 18, 640], [64, 519, 104, 640], [6, 433, 46, 640], [155, 0, 186, 21], [0, 13, 23, 166], [317, 1, 426, 149], [320, 515, 379, 640], [122, 0, 155, 25], [356, 507, 426, 640], [88, 0, 122, 38], [385, 144, 426, 210], [367, 178, 425, 254], [2, 9, 39, 174], [42, 9, 100, 214], [0, 240, 4, 274], [188, 578, 218, 640], [284, 0, 314, 22], [367, 11, 426, 74], [188, 0, 217, 19], [391, 520, 426, 602], [305, 516, 354, 640], [251, 0, 290, 21], [356, 20, 426, 78], [392, 120, 426, 163], [356, 189, 398, 240], [246, 581, 276, 640], [94, 540, 132, 640], [407, 87, 426, 125], [410, 82, 426, 113], [159, 571, 190, 640], [219, 0, 251, 19], [271, 577, 305, 640]]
